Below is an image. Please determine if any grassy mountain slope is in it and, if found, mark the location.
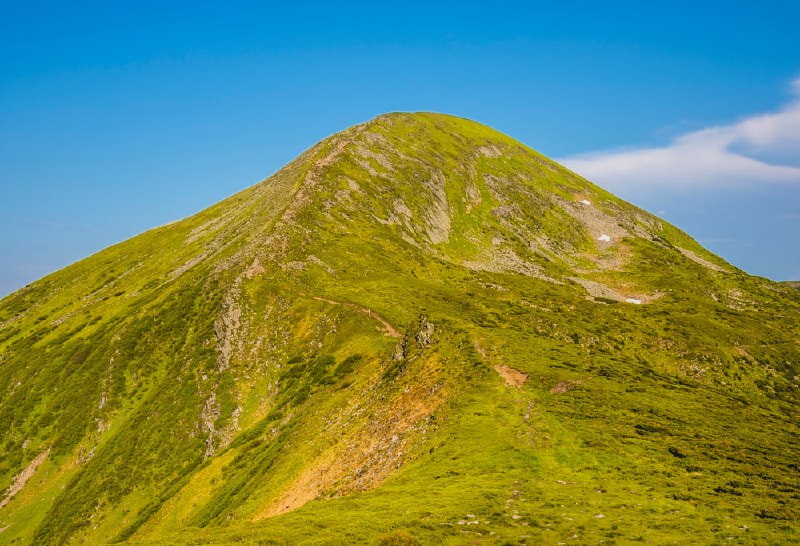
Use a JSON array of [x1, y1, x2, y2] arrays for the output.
[[1, 113, 799, 545]]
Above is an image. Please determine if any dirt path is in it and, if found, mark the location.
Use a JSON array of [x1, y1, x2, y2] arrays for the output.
[[312, 296, 401, 338]]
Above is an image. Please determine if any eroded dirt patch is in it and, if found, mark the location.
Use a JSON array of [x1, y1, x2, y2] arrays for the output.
[[550, 380, 582, 394], [494, 365, 528, 387]]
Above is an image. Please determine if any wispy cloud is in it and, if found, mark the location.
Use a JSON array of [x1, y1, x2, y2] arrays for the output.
[[559, 78, 800, 192]]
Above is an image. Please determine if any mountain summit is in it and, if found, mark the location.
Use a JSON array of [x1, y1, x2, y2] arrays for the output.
[[1, 113, 799, 544]]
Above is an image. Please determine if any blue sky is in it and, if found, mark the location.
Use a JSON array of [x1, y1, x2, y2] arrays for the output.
[[1, 1, 799, 296]]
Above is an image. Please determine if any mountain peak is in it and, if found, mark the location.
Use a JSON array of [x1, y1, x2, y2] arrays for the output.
[[232, 108, 728, 307], [1, 115, 798, 545]]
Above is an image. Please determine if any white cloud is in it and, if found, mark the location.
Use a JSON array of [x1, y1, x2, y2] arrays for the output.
[[559, 78, 800, 192]]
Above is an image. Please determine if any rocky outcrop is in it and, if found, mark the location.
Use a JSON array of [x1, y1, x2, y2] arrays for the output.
[[392, 316, 435, 362]]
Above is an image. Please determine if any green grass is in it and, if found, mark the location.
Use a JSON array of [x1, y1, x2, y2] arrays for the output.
[[1, 112, 799, 545]]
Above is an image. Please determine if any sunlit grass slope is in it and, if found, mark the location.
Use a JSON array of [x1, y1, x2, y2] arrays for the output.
[[1, 113, 799, 545]]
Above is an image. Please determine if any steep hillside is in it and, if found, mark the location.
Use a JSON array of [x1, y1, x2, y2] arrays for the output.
[[1, 113, 799, 545]]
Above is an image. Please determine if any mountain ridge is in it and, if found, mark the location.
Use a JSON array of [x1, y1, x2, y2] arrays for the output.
[[1, 112, 799, 545]]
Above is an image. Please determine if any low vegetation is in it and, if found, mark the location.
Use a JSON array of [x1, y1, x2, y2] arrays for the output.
[[1, 113, 798, 544]]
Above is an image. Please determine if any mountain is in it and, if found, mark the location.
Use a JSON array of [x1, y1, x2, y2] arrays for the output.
[[1, 113, 799, 545], [785, 281, 800, 290]]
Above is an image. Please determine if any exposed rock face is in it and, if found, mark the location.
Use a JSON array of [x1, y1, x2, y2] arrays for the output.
[[201, 391, 221, 458], [392, 316, 435, 361], [415, 318, 434, 347], [0, 450, 49, 510]]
